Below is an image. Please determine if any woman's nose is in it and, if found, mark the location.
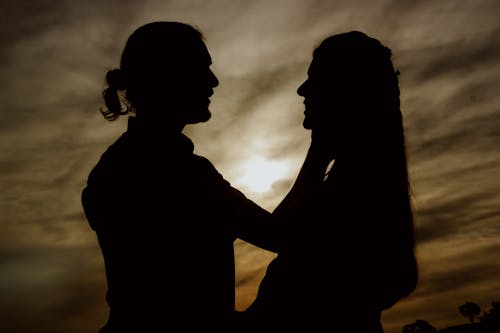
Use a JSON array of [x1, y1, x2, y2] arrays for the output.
[[297, 80, 307, 96]]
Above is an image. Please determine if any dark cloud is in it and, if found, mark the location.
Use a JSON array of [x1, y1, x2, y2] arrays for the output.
[[410, 148, 500, 248], [419, 262, 500, 300], [1, 0, 67, 49], [409, 111, 500, 161], [381, 237, 500, 330], [0, 245, 106, 333], [408, 27, 500, 83]]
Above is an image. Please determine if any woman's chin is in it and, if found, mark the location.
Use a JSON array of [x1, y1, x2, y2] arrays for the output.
[[303, 119, 313, 130]]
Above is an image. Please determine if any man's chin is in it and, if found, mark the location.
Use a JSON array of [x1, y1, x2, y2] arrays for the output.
[[198, 112, 212, 123], [187, 109, 212, 124]]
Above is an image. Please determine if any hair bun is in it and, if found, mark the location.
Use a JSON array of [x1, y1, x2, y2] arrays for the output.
[[106, 68, 127, 90]]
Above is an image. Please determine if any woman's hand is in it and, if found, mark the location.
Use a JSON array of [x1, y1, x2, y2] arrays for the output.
[[309, 128, 335, 171]]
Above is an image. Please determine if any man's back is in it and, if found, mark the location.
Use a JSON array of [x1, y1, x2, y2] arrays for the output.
[[82, 118, 238, 331]]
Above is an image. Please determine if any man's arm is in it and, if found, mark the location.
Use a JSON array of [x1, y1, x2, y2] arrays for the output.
[[225, 186, 281, 253]]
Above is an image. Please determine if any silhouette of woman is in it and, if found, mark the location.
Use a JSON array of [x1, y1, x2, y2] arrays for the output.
[[240, 31, 418, 332], [81, 21, 280, 332]]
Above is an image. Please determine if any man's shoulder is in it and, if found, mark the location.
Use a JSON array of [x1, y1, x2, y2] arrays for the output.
[[191, 154, 231, 186], [192, 154, 220, 174], [86, 133, 130, 182]]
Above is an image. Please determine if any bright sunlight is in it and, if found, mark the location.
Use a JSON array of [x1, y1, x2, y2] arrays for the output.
[[235, 156, 290, 194]]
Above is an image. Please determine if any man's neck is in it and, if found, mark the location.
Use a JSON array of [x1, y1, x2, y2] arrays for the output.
[[131, 115, 186, 134]]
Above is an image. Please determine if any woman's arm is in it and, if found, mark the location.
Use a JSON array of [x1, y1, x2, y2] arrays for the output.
[[273, 141, 332, 219]]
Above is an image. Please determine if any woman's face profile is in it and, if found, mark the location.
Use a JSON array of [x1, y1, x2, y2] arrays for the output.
[[297, 55, 343, 131], [297, 49, 358, 158]]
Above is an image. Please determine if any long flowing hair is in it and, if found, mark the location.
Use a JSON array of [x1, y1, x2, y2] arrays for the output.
[[317, 31, 418, 309]]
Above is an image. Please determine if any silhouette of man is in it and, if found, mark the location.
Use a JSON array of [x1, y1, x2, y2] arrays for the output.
[[81, 21, 279, 332], [240, 31, 418, 332]]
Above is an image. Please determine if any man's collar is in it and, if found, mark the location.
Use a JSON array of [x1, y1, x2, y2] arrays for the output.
[[126, 116, 194, 153]]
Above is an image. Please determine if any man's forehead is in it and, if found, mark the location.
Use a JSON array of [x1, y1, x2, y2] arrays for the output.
[[192, 40, 212, 64], [172, 41, 212, 65]]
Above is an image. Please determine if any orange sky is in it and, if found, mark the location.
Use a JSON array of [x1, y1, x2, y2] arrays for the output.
[[1, 1, 500, 332]]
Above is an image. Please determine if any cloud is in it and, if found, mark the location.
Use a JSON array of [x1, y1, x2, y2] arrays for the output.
[[382, 236, 500, 330], [0, 245, 106, 333]]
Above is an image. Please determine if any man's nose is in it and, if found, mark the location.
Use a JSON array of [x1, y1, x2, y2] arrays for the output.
[[209, 69, 219, 88]]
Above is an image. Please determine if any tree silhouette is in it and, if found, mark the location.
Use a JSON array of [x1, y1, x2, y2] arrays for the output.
[[458, 301, 481, 324], [403, 300, 500, 332], [402, 319, 437, 333]]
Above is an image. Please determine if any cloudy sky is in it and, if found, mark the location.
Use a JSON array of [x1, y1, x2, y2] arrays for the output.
[[1, 0, 500, 332]]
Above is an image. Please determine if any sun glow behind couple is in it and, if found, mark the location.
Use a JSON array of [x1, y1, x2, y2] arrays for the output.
[[235, 155, 291, 194]]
